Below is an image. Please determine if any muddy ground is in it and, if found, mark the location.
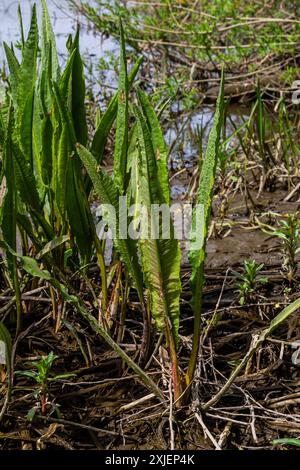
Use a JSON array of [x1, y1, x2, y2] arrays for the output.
[[1, 160, 300, 450]]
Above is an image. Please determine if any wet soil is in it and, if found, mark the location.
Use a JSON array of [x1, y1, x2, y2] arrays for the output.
[[1, 169, 300, 450]]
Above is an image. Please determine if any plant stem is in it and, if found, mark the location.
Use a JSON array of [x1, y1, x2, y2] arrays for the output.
[[94, 235, 108, 316], [186, 266, 204, 386]]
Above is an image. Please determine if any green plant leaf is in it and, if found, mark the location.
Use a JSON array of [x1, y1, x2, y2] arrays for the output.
[[187, 69, 224, 384], [66, 163, 94, 264], [134, 105, 181, 342], [113, 19, 129, 194], [27, 406, 37, 422], [0, 103, 17, 267], [15, 370, 38, 380], [54, 123, 70, 217], [76, 143, 144, 303], [11, 140, 42, 214], [19, 4, 38, 110], [273, 438, 300, 448], [17, 4, 38, 165], [40, 0, 60, 83], [39, 110, 53, 186], [136, 88, 170, 204], [69, 29, 88, 146], [86, 56, 143, 197], [19, 89, 35, 167], [22, 256, 52, 281], [51, 81, 94, 263], [3, 43, 20, 104], [36, 235, 70, 260], [59, 49, 76, 100], [189, 70, 224, 312], [0, 103, 23, 334]]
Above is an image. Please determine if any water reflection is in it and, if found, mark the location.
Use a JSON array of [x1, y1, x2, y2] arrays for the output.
[[0, 0, 118, 92]]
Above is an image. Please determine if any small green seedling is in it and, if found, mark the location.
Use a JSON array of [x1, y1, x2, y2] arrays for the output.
[[273, 213, 300, 284], [16, 352, 74, 421], [234, 259, 268, 305]]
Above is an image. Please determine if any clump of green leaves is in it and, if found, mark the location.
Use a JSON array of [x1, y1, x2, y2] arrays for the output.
[[0, 0, 142, 331], [273, 213, 300, 283], [234, 259, 268, 306], [0, 1, 224, 403]]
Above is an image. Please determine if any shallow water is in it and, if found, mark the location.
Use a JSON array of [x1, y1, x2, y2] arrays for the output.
[[1, 1, 84, 56], [0, 0, 250, 188], [0, 0, 119, 93], [166, 105, 250, 199]]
